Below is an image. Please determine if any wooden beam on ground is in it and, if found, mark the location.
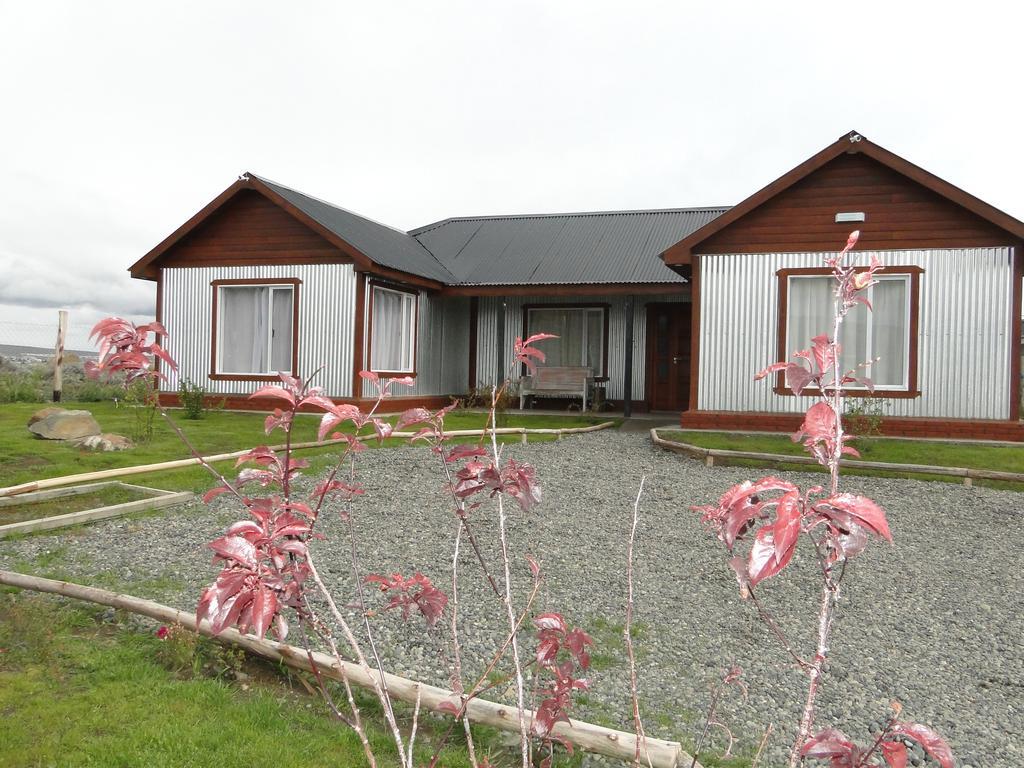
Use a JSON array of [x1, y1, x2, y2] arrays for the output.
[[0, 422, 615, 499], [0, 570, 692, 768], [0, 487, 193, 539], [650, 428, 1024, 485]]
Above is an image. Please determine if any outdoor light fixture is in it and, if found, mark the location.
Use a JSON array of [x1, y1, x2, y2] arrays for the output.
[[835, 212, 866, 223]]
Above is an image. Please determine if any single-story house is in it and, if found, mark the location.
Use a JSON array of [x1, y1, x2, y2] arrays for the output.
[[129, 130, 1024, 441]]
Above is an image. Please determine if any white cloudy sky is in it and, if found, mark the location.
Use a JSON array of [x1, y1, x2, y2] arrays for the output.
[[1, 0, 1022, 348]]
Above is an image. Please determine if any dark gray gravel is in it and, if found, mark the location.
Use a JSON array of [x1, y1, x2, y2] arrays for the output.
[[2, 430, 1020, 767]]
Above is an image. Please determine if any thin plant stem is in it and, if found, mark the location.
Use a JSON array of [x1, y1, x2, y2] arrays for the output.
[[751, 723, 774, 768], [489, 394, 530, 768], [625, 476, 653, 768], [306, 552, 409, 767], [448, 519, 479, 768], [747, 586, 811, 671]]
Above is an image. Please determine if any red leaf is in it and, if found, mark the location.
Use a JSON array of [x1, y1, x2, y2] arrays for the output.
[[881, 741, 908, 768], [522, 333, 558, 346], [396, 407, 432, 431], [772, 491, 803, 565], [526, 554, 541, 579], [437, 700, 460, 716], [318, 404, 362, 442], [536, 636, 560, 665], [795, 401, 837, 443], [747, 526, 796, 586], [810, 334, 836, 375], [753, 361, 789, 381], [249, 385, 296, 406], [889, 723, 954, 768], [446, 444, 488, 463], [251, 586, 278, 638], [371, 418, 393, 442], [387, 375, 416, 387], [358, 370, 378, 382], [801, 728, 855, 760], [785, 362, 815, 396], [209, 535, 257, 568], [822, 493, 892, 542], [533, 613, 567, 633], [202, 485, 233, 504]]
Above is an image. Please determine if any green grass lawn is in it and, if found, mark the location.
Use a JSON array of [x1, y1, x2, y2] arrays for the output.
[[659, 430, 1024, 488], [0, 592, 536, 768], [0, 402, 617, 494]]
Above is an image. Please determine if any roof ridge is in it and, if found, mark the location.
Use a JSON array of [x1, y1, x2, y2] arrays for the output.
[[409, 205, 731, 236], [250, 173, 415, 238], [250, 172, 457, 282]]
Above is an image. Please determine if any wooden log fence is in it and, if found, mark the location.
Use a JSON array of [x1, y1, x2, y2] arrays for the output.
[[0, 421, 615, 499], [650, 428, 1024, 486], [0, 481, 193, 539], [0, 570, 693, 768]]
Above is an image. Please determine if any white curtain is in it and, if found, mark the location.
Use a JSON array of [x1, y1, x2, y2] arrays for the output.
[[219, 286, 293, 373], [528, 308, 602, 369], [371, 287, 414, 371], [271, 288, 293, 371], [870, 278, 907, 386], [220, 286, 267, 373], [787, 276, 906, 387]]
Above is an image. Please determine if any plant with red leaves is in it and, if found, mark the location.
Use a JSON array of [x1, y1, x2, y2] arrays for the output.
[[89, 316, 583, 768], [87, 317, 177, 383], [531, 612, 592, 754], [694, 232, 953, 767], [365, 572, 449, 627], [801, 702, 953, 768]]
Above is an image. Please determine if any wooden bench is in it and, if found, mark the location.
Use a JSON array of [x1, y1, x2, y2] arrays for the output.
[[519, 366, 594, 411]]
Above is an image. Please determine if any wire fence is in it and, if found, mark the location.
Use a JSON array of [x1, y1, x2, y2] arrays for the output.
[[0, 318, 97, 355]]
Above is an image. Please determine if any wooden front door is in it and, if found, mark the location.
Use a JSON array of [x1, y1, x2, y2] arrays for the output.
[[646, 303, 691, 411]]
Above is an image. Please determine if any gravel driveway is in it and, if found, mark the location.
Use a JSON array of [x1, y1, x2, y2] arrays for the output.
[[2, 430, 1020, 767]]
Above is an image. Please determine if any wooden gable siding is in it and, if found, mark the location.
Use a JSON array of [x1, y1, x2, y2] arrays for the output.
[[159, 189, 347, 268], [696, 152, 1014, 255]]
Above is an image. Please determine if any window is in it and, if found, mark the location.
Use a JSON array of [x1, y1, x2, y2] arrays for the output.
[[524, 306, 607, 373], [779, 267, 920, 394], [370, 284, 417, 373], [212, 281, 297, 377]]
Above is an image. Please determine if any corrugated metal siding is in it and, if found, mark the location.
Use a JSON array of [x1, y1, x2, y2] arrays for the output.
[[162, 264, 357, 397], [475, 295, 687, 402], [359, 277, 470, 398], [698, 248, 1014, 419]]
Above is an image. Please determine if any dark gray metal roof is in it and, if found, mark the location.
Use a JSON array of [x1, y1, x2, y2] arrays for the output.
[[410, 208, 727, 285], [253, 175, 457, 283]]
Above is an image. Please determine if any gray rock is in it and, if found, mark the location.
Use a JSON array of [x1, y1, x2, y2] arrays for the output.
[[27, 409, 101, 440], [27, 406, 65, 427], [70, 433, 134, 452]]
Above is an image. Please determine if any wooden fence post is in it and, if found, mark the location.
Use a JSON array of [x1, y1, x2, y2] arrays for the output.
[[53, 310, 68, 402]]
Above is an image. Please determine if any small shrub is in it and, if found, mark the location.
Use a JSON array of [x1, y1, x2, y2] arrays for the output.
[[154, 623, 245, 680], [65, 375, 124, 402], [154, 623, 200, 676], [123, 379, 158, 443], [178, 378, 207, 420], [845, 393, 885, 438], [0, 366, 45, 403]]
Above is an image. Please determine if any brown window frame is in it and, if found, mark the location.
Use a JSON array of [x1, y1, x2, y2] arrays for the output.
[[367, 279, 419, 378], [209, 277, 301, 382], [521, 303, 611, 378], [775, 266, 922, 399]]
